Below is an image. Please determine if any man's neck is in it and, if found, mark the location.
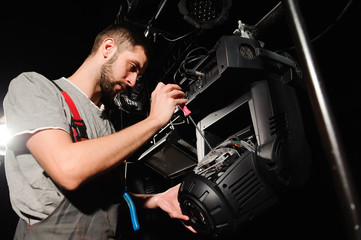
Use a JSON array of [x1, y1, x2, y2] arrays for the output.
[[67, 57, 103, 106]]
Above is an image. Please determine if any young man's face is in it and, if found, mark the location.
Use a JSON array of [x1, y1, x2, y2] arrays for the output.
[[99, 45, 147, 100]]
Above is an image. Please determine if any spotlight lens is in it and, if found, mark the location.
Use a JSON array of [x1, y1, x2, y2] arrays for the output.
[[184, 200, 207, 225]]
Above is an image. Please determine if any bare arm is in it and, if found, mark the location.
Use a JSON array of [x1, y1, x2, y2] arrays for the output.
[[26, 83, 187, 190]]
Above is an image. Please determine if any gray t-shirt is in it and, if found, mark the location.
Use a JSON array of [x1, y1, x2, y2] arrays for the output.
[[3, 72, 116, 225]]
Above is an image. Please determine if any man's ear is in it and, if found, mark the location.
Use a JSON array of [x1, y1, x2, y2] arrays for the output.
[[102, 38, 116, 59]]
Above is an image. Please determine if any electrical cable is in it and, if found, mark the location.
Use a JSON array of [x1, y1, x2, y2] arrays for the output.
[[276, 0, 354, 53], [173, 46, 209, 82], [310, 0, 354, 43], [159, 30, 194, 42]]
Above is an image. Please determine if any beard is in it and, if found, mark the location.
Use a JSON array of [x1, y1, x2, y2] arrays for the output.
[[99, 63, 121, 119], [99, 50, 125, 102], [98, 53, 125, 114], [99, 63, 118, 101]]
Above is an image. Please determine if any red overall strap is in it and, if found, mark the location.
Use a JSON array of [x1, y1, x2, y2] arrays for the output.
[[59, 91, 88, 142], [60, 91, 82, 121], [50, 80, 88, 142]]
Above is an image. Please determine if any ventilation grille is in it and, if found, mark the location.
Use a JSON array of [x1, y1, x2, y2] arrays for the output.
[[269, 113, 289, 138], [269, 113, 290, 158], [229, 170, 263, 207]]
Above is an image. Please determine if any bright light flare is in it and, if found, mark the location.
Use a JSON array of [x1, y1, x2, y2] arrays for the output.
[[0, 124, 11, 146]]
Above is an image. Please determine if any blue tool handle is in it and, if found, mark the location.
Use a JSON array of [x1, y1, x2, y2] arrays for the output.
[[123, 191, 140, 231]]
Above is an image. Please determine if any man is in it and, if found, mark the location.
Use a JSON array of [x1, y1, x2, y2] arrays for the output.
[[3, 23, 195, 239]]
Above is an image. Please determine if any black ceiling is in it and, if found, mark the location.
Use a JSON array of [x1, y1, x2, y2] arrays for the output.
[[0, 0, 357, 97]]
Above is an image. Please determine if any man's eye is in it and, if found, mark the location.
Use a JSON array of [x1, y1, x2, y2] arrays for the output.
[[130, 64, 137, 72]]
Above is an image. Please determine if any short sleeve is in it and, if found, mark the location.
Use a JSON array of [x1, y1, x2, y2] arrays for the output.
[[3, 72, 70, 139]]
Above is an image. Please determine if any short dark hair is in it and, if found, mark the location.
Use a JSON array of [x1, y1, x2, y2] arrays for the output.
[[90, 23, 150, 59]]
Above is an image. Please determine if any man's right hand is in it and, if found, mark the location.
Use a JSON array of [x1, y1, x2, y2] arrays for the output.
[[148, 82, 187, 128]]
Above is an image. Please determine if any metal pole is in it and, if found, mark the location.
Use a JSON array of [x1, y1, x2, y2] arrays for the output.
[[281, 0, 361, 239]]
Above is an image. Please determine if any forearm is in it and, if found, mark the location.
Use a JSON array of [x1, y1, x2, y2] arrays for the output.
[[130, 193, 160, 210], [27, 116, 161, 190], [129, 184, 180, 210], [68, 116, 161, 177], [129, 184, 193, 228]]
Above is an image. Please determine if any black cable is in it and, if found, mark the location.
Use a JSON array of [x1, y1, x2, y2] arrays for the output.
[[173, 46, 209, 82], [311, 0, 354, 43], [276, 0, 354, 53]]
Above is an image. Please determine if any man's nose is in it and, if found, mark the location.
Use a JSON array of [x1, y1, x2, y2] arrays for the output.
[[126, 73, 138, 87]]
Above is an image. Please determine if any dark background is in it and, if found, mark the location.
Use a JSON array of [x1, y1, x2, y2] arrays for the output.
[[1, 0, 360, 239]]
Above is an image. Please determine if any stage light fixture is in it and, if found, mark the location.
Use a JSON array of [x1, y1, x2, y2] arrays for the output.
[[178, 0, 232, 29]]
